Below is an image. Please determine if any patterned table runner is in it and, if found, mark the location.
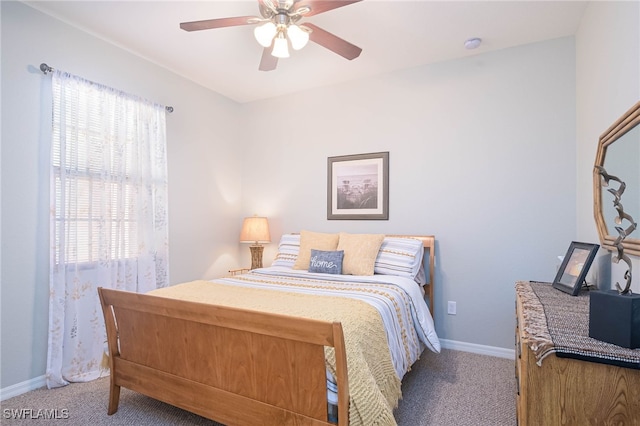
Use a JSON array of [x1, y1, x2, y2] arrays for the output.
[[516, 280, 640, 369]]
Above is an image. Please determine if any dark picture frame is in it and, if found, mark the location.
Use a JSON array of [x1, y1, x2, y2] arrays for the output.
[[552, 241, 600, 296], [327, 151, 389, 220]]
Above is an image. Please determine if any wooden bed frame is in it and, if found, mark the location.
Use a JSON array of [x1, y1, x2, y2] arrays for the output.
[[98, 235, 435, 426]]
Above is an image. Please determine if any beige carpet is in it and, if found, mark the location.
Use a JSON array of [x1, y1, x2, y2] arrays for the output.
[[395, 348, 516, 425], [1, 349, 516, 425]]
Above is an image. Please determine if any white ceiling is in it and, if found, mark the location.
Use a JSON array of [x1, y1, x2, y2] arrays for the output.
[[24, 0, 589, 104]]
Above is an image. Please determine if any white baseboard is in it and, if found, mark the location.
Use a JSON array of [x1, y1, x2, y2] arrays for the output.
[[1, 375, 46, 401], [441, 339, 515, 360]]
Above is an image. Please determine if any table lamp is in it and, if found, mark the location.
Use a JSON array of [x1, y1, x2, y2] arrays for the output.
[[239, 216, 271, 269]]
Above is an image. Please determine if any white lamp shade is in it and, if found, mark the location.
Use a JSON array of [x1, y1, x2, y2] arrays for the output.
[[287, 24, 309, 50], [239, 217, 271, 243], [271, 34, 290, 58], [254, 22, 277, 47]]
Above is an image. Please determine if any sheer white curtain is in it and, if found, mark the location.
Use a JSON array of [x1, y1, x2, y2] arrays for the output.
[[47, 70, 169, 388]]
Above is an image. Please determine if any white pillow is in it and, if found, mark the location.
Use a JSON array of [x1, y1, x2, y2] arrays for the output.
[[374, 237, 425, 282], [271, 233, 300, 268]]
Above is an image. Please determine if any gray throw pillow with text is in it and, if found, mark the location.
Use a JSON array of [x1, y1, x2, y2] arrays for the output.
[[308, 249, 344, 274]]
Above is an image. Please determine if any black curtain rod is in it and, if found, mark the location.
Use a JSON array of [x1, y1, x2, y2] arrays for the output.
[[39, 63, 174, 113]]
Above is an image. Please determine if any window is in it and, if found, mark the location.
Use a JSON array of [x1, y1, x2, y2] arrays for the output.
[[50, 76, 167, 266]]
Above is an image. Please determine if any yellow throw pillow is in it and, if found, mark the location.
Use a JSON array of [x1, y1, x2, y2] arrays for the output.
[[293, 230, 340, 270], [337, 232, 385, 276]]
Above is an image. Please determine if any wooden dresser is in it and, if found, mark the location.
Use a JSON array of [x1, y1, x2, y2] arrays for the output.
[[515, 283, 640, 425]]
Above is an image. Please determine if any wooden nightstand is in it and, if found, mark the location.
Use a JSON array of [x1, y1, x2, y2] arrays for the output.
[[227, 268, 250, 276]]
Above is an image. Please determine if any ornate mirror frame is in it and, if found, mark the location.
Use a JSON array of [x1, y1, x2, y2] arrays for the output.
[[593, 101, 640, 257]]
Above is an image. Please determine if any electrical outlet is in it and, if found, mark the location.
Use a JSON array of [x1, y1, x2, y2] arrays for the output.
[[447, 301, 457, 315]]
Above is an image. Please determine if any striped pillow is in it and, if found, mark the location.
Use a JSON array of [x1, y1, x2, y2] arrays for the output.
[[271, 234, 300, 268], [374, 237, 424, 281]]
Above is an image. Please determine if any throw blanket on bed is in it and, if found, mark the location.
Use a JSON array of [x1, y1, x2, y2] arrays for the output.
[[150, 280, 401, 426]]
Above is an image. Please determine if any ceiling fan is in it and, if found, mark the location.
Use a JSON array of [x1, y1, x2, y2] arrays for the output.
[[179, 0, 363, 71]]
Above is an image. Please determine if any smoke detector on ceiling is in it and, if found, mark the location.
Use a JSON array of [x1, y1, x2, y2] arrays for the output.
[[464, 38, 482, 50]]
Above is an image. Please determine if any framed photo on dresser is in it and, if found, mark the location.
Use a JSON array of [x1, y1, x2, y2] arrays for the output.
[[552, 241, 599, 296]]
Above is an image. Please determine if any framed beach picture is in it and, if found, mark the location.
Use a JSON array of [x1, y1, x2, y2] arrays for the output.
[[552, 241, 600, 296], [327, 151, 389, 220]]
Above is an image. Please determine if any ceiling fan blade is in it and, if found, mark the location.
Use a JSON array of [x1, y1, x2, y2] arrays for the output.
[[304, 23, 362, 60], [295, 0, 362, 17], [259, 48, 278, 71], [180, 16, 257, 32]]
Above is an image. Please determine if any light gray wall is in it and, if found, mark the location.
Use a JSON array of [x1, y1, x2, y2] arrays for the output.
[[1, 1, 244, 389], [575, 0, 640, 293], [240, 37, 577, 349]]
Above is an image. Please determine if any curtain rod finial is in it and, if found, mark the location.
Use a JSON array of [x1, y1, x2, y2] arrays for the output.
[[40, 63, 53, 74]]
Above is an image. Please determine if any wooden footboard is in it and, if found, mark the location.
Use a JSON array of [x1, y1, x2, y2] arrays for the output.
[[98, 287, 349, 426]]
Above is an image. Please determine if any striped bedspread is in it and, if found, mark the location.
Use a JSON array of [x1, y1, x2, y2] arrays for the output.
[[150, 267, 440, 426], [224, 266, 441, 375]]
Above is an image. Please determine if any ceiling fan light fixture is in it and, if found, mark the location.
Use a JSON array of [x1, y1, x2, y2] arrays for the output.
[[254, 21, 277, 47], [272, 33, 290, 58], [287, 24, 309, 50]]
